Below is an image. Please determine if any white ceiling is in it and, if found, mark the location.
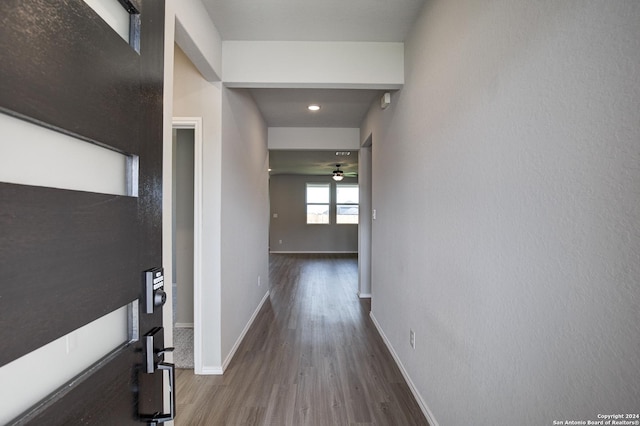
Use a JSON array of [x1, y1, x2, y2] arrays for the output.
[[250, 88, 381, 128], [201, 0, 426, 42], [201, 0, 424, 174]]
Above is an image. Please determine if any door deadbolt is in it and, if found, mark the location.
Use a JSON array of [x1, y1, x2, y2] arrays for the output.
[[154, 288, 166, 308], [144, 267, 166, 314]]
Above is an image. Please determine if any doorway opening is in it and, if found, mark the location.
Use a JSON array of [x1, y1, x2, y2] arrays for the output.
[[172, 117, 203, 373], [358, 134, 373, 299]]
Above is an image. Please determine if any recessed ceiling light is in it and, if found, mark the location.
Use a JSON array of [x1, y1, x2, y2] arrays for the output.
[[308, 104, 320, 111]]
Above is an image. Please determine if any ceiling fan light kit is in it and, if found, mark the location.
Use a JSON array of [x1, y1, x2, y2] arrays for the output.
[[332, 164, 344, 181]]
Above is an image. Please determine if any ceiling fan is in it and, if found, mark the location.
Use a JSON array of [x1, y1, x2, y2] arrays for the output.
[[332, 164, 357, 181]]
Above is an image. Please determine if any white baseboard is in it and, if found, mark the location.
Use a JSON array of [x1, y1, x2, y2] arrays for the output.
[[174, 322, 193, 328], [358, 292, 372, 299], [269, 251, 358, 254], [369, 312, 439, 426], [200, 366, 223, 375], [221, 290, 270, 372]]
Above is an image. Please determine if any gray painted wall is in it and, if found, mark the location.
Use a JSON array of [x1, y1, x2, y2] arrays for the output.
[[220, 87, 270, 363], [173, 128, 195, 326], [174, 44, 270, 370], [361, 1, 640, 425], [173, 44, 224, 369], [269, 174, 358, 253]]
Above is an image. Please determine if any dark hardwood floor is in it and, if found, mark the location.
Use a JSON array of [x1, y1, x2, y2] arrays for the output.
[[175, 253, 429, 425]]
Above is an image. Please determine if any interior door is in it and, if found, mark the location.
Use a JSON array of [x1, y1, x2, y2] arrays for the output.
[[0, 0, 167, 424]]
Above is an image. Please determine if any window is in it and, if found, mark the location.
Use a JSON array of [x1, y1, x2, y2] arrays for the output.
[[336, 184, 359, 224], [83, 0, 141, 52], [306, 183, 330, 224]]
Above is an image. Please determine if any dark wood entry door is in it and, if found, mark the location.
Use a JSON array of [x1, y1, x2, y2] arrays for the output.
[[0, 0, 166, 424]]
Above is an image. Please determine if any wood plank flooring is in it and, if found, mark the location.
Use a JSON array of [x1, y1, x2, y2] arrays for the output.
[[175, 253, 429, 426]]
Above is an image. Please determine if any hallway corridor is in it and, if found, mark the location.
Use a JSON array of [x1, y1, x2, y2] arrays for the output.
[[175, 254, 429, 425]]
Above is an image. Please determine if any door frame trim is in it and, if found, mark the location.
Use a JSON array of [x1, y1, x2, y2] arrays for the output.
[[172, 117, 203, 374]]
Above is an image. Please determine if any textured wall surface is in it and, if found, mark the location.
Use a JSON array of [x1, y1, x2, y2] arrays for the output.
[[362, 1, 640, 424]]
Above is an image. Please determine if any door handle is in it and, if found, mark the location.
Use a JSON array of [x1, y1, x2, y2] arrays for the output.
[[143, 327, 173, 373], [140, 327, 175, 424], [140, 362, 175, 425]]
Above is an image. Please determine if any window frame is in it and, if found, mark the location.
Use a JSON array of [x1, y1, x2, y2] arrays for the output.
[[335, 183, 359, 225], [305, 182, 331, 224]]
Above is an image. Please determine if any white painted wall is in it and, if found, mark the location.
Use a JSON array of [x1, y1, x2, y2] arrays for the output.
[[220, 87, 270, 365], [223, 41, 404, 89], [268, 127, 360, 150], [172, 44, 223, 370], [362, 1, 640, 424], [174, 0, 222, 81]]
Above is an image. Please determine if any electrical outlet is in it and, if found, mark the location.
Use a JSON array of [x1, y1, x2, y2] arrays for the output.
[[278, 239, 282, 244], [258, 275, 261, 287], [410, 329, 416, 349]]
